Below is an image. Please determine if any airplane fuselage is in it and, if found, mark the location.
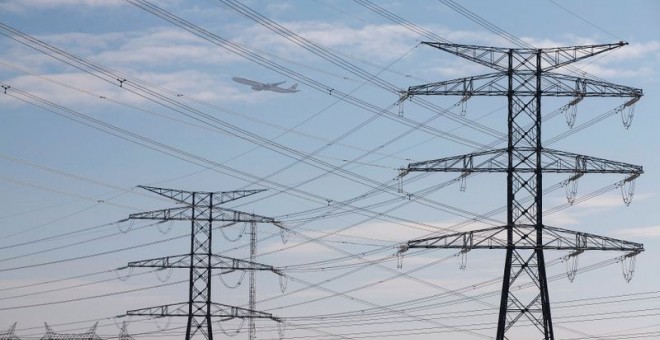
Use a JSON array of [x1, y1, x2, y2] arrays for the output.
[[233, 76, 299, 93]]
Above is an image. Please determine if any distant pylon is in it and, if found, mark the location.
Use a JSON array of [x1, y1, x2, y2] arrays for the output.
[[0, 323, 19, 340], [122, 186, 282, 340], [398, 42, 644, 339], [41, 322, 100, 340], [118, 321, 133, 340]]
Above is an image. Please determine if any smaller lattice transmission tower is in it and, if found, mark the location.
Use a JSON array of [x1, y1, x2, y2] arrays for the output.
[[121, 186, 282, 340], [398, 42, 644, 340], [0, 323, 19, 340]]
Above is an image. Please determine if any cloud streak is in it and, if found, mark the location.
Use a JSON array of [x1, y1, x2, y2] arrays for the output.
[[614, 225, 660, 238], [0, 0, 124, 11]]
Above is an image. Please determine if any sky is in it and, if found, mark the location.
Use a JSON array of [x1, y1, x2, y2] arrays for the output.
[[1, 0, 660, 339]]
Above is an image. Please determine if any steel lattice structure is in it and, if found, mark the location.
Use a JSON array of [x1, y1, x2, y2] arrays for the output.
[[123, 186, 281, 340], [399, 42, 644, 340]]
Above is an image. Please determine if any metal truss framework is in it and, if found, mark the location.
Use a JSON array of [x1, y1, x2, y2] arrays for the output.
[[42, 323, 101, 340], [0, 323, 19, 340], [124, 186, 281, 340], [399, 42, 644, 340]]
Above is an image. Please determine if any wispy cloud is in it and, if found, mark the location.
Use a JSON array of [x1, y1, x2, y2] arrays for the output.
[[234, 21, 420, 63], [614, 225, 660, 238], [0, 0, 124, 11]]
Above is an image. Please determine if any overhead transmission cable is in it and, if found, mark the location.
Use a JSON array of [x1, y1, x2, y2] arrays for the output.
[[212, 0, 504, 140]]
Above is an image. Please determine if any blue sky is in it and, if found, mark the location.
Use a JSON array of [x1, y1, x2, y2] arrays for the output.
[[1, 1, 659, 339]]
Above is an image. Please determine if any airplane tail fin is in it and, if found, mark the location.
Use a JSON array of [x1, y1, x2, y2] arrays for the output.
[[288, 83, 298, 91]]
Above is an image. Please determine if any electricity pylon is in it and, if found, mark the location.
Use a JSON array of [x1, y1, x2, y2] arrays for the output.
[[123, 186, 281, 340], [0, 323, 18, 340], [248, 221, 257, 340], [398, 42, 644, 340]]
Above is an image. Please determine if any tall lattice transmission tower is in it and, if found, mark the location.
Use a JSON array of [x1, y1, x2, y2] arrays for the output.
[[122, 186, 282, 340], [398, 42, 644, 339]]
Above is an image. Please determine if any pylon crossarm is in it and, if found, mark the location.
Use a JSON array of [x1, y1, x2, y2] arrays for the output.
[[210, 207, 278, 223], [212, 189, 267, 206], [403, 226, 507, 250], [210, 303, 279, 322], [422, 42, 511, 72], [127, 254, 189, 268], [540, 73, 643, 97], [421, 42, 629, 73], [406, 72, 505, 97], [401, 149, 507, 174], [138, 185, 266, 206], [128, 206, 278, 223], [127, 302, 189, 317], [138, 185, 194, 205], [126, 254, 280, 273], [407, 71, 642, 98], [129, 206, 191, 221], [401, 148, 642, 175], [542, 226, 644, 252], [403, 225, 643, 252], [540, 149, 643, 174], [211, 255, 280, 273], [539, 42, 629, 71]]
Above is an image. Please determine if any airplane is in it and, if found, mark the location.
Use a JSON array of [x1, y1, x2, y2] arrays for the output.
[[232, 77, 300, 93]]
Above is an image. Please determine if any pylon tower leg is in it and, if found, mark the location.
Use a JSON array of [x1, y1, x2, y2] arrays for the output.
[[186, 193, 214, 340], [496, 53, 554, 339]]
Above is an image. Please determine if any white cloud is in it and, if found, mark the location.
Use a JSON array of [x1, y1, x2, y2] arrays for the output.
[[1, 68, 255, 112], [614, 225, 660, 238], [543, 209, 581, 226], [265, 1, 292, 14], [573, 63, 652, 79], [93, 29, 244, 68], [0, 0, 124, 11], [597, 40, 660, 61], [235, 22, 420, 63]]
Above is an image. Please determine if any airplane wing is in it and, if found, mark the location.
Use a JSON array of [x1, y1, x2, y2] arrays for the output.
[[232, 77, 262, 86], [268, 81, 287, 87], [268, 84, 300, 93], [234, 76, 298, 93]]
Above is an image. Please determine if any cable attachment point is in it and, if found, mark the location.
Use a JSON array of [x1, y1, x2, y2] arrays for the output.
[[458, 154, 473, 192], [153, 316, 172, 331], [218, 270, 246, 289], [278, 273, 289, 293], [563, 249, 583, 283], [398, 90, 410, 117], [396, 244, 409, 269], [117, 78, 127, 88], [459, 93, 471, 117], [620, 174, 639, 206], [114, 266, 134, 281], [563, 93, 584, 128], [621, 250, 640, 283], [459, 174, 467, 192], [220, 222, 245, 242], [620, 96, 640, 129], [277, 319, 287, 340], [117, 219, 134, 234], [155, 267, 174, 282], [275, 222, 290, 245], [156, 220, 174, 235], [459, 249, 468, 270], [1, 85, 10, 94], [217, 317, 244, 337], [564, 172, 583, 205]]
